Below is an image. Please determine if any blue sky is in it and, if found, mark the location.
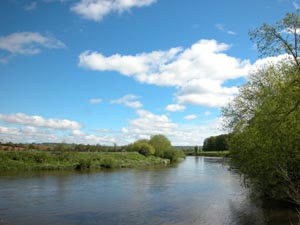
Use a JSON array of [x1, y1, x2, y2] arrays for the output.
[[0, 0, 297, 145]]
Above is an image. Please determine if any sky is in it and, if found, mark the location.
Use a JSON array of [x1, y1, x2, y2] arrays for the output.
[[0, 0, 298, 146]]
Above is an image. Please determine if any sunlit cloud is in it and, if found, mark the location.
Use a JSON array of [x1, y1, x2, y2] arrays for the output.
[[165, 104, 186, 112], [184, 114, 198, 120], [71, 0, 157, 21], [0, 113, 82, 130], [79, 39, 251, 107], [110, 94, 143, 109]]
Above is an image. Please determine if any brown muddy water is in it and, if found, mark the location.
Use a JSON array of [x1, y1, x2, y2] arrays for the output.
[[0, 156, 298, 225]]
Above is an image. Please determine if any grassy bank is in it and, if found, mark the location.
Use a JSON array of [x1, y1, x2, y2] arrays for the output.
[[0, 150, 169, 171], [185, 151, 230, 157]]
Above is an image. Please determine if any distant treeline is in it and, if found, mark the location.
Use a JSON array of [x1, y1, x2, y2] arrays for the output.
[[0, 134, 184, 163], [202, 134, 230, 151], [0, 142, 124, 152]]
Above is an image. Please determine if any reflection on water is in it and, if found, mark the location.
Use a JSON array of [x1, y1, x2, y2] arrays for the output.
[[0, 157, 298, 225]]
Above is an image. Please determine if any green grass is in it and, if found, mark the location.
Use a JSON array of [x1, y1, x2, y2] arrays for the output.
[[0, 150, 170, 171]]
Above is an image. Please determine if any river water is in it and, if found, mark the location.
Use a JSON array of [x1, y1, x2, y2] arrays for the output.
[[0, 156, 298, 225]]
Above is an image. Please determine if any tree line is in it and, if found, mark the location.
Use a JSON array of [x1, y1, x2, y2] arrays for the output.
[[0, 135, 184, 163], [202, 134, 230, 151]]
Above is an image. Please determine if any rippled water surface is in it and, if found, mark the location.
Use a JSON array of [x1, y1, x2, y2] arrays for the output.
[[0, 157, 297, 225]]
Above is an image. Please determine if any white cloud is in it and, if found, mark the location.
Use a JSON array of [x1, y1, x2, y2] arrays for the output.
[[120, 109, 224, 146], [72, 129, 85, 136], [0, 126, 60, 143], [121, 109, 178, 142], [248, 54, 293, 79], [79, 39, 251, 107], [89, 98, 102, 104], [165, 104, 186, 112], [293, 1, 300, 9], [176, 78, 239, 107], [0, 111, 225, 146], [215, 24, 236, 35], [0, 32, 65, 56], [184, 114, 197, 120], [24, 2, 37, 11], [110, 94, 143, 109], [0, 113, 82, 130], [0, 125, 116, 145], [71, 0, 157, 21]]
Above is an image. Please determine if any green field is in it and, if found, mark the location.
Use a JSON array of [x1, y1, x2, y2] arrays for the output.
[[0, 150, 169, 171]]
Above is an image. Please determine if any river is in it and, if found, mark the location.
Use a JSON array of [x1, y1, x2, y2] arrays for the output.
[[0, 156, 298, 225]]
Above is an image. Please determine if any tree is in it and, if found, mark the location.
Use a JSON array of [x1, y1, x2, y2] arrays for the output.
[[249, 9, 300, 68], [224, 59, 300, 201], [126, 140, 155, 156], [149, 135, 172, 158], [223, 10, 300, 203], [202, 134, 229, 151], [194, 146, 199, 155]]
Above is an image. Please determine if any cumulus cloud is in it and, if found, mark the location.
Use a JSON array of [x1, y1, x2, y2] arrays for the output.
[[0, 125, 116, 145], [71, 0, 157, 21], [0, 111, 225, 146], [250, 54, 292, 73], [184, 114, 198, 120], [110, 94, 143, 109], [120, 109, 224, 145], [89, 98, 102, 104], [121, 109, 177, 142], [176, 78, 239, 107], [165, 104, 186, 112], [0, 113, 82, 130], [0, 32, 65, 62], [79, 39, 251, 107]]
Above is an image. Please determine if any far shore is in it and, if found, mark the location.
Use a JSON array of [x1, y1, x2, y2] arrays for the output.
[[185, 151, 230, 157], [0, 150, 170, 171]]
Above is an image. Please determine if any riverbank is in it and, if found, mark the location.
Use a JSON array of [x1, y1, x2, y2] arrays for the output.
[[0, 150, 170, 171], [185, 151, 230, 157]]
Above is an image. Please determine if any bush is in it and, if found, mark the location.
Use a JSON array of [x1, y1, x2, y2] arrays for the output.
[[126, 140, 155, 156], [75, 158, 92, 170], [149, 135, 172, 158], [162, 147, 180, 162]]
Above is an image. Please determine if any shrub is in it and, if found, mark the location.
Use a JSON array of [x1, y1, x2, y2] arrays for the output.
[[126, 140, 155, 156]]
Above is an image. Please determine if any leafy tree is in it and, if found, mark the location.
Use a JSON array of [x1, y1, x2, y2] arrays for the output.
[[223, 10, 300, 204], [149, 135, 172, 158], [127, 140, 155, 157], [249, 9, 300, 67], [202, 134, 229, 151]]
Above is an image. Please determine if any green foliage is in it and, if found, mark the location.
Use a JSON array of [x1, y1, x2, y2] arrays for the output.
[[75, 158, 91, 170], [126, 135, 184, 162], [197, 151, 230, 157], [0, 151, 168, 171], [222, 11, 300, 205], [202, 134, 230, 151], [149, 135, 184, 162], [249, 9, 300, 67], [149, 135, 172, 157], [223, 61, 300, 203], [126, 140, 155, 156]]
